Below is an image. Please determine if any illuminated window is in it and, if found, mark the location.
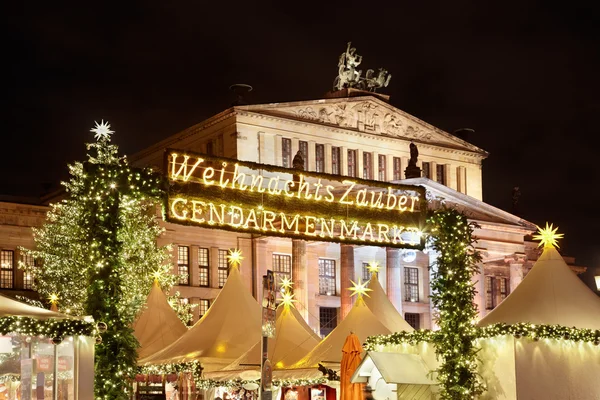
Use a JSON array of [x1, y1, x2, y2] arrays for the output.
[[363, 152, 372, 179], [378, 155, 386, 181], [272, 254, 292, 291], [393, 157, 402, 180], [198, 248, 209, 287], [1, 250, 14, 289], [319, 307, 337, 337], [282, 138, 292, 168], [332, 147, 341, 175], [177, 246, 190, 285], [198, 299, 210, 318], [218, 249, 229, 288], [20, 253, 36, 290], [404, 313, 420, 329], [422, 162, 431, 179], [315, 144, 325, 173], [299, 141, 309, 170], [404, 267, 419, 302], [318, 259, 336, 296], [347, 150, 357, 177], [436, 164, 446, 185], [500, 277, 509, 301], [485, 276, 496, 309]]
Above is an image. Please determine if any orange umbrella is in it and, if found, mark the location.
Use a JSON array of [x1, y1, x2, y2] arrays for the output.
[[340, 332, 364, 400]]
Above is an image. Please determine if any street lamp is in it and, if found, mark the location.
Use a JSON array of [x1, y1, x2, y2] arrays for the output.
[[595, 275, 600, 291]]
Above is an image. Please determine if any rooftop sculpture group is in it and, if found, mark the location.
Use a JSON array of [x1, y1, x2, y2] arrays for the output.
[[334, 42, 392, 92]]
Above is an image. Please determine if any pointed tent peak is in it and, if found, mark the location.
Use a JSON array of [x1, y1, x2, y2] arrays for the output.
[[533, 222, 564, 249], [349, 278, 372, 299], [364, 275, 414, 332]]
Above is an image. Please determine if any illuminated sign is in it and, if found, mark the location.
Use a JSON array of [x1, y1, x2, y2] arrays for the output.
[[164, 150, 427, 249]]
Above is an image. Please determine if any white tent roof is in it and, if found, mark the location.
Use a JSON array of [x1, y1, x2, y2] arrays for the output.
[[133, 280, 188, 360], [289, 296, 391, 369], [478, 246, 600, 330], [364, 275, 414, 333], [0, 293, 74, 320], [138, 265, 262, 368], [205, 302, 321, 380], [351, 352, 435, 385]]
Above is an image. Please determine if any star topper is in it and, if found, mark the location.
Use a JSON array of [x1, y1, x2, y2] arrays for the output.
[[366, 261, 380, 275], [280, 276, 294, 292], [281, 291, 296, 307], [533, 222, 564, 249], [90, 120, 114, 141], [49, 293, 60, 305], [348, 278, 372, 298], [226, 249, 244, 268]]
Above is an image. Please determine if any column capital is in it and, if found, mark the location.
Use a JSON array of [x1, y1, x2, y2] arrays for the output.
[[504, 252, 527, 264]]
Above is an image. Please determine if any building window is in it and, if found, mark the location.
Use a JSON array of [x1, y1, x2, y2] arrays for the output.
[[378, 155, 386, 181], [319, 307, 338, 338], [500, 277, 509, 301], [422, 162, 431, 179], [436, 164, 446, 185], [393, 157, 402, 180], [362, 263, 371, 281], [282, 138, 292, 168], [20, 253, 36, 290], [198, 248, 209, 287], [485, 276, 496, 310], [347, 150, 357, 177], [318, 259, 336, 296], [218, 250, 229, 288], [198, 299, 210, 318], [1, 250, 14, 289], [177, 246, 190, 285], [299, 141, 309, 170], [363, 152, 372, 179], [272, 254, 292, 291], [315, 144, 325, 173], [332, 147, 341, 175], [405, 313, 420, 330], [404, 267, 419, 302], [206, 134, 224, 156]]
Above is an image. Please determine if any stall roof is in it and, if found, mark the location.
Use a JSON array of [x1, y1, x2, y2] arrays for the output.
[[0, 293, 74, 320], [351, 352, 435, 386], [363, 274, 414, 333]]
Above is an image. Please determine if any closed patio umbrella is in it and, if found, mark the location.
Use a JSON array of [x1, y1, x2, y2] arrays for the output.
[[340, 332, 364, 400]]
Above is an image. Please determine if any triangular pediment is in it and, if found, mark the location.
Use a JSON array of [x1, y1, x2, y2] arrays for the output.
[[237, 96, 487, 156]]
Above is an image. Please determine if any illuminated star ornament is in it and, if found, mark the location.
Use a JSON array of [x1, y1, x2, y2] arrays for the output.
[[280, 276, 294, 292], [49, 293, 59, 304], [90, 120, 114, 141], [151, 270, 163, 282], [366, 261, 380, 275], [533, 222, 564, 249], [226, 249, 244, 268], [281, 291, 296, 307], [348, 278, 372, 298]]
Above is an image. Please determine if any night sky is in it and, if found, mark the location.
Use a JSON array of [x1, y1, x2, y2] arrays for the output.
[[4, 2, 600, 288]]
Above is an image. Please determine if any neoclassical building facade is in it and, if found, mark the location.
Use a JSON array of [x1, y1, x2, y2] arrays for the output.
[[0, 90, 586, 335]]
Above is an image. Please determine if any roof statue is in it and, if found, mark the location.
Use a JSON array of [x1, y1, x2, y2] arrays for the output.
[[334, 42, 391, 92]]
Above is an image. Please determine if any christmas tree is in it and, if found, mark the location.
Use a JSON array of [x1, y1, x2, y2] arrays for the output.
[[23, 121, 175, 399]]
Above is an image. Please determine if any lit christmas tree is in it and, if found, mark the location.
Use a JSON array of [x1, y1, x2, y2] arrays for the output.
[[23, 121, 175, 399]]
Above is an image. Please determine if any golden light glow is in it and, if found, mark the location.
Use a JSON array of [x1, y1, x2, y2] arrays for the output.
[[533, 222, 564, 249], [280, 276, 294, 291], [226, 249, 244, 268], [49, 293, 59, 304], [281, 291, 296, 307], [366, 261, 380, 275], [152, 270, 163, 282], [348, 278, 372, 298]]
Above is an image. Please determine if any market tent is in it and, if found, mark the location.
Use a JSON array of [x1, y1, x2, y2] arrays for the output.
[[290, 296, 391, 370], [478, 246, 600, 330], [204, 301, 321, 381], [132, 279, 188, 360], [138, 265, 262, 370], [0, 293, 74, 319], [363, 274, 414, 333]]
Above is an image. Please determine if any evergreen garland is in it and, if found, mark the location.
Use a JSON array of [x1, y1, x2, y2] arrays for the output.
[[428, 208, 484, 399]]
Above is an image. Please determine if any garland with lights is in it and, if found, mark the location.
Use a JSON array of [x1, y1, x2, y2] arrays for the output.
[[427, 208, 484, 399], [23, 122, 176, 400], [194, 377, 330, 390], [0, 316, 95, 338]]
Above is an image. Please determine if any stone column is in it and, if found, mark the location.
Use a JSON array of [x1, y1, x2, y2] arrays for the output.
[[506, 253, 527, 294], [340, 244, 355, 319], [386, 247, 403, 315], [292, 239, 308, 319]]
